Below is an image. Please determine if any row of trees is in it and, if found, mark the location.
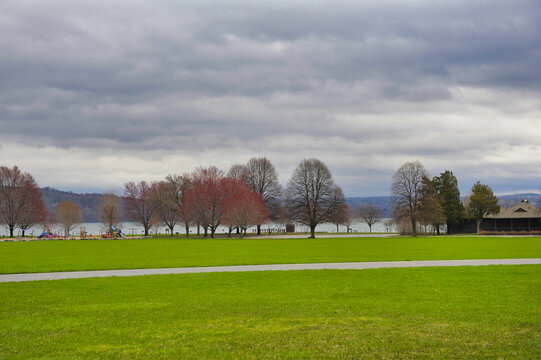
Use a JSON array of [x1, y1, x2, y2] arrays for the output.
[[121, 158, 347, 238], [391, 161, 500, 235], [0, 159, 348, 238], [1, 159, 525, 238]]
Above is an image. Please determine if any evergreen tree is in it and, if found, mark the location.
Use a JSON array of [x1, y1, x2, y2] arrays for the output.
[[466, 181, 500, 234], [432, 170, 465, 234]]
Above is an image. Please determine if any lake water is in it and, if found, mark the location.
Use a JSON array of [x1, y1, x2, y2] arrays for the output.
[[1, 219, 395, 237]]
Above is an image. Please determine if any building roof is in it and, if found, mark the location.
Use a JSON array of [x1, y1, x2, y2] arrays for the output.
[[485, 200, 541, 219]]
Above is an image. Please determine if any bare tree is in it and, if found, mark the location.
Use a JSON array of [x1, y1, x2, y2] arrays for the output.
[[391, 161, 428, 236], [286, 158, 346, 238], [164, 173, 194, 236], [344, 205, 357, 233], [331, 202, 349, 233], [98, 192, 122, 235], [359, 204, 383, 233], [0, 166, 47, 238], [384, 218, 395, 233], [418, 176, 446, 234], [155, 180, 182, 236], [244, 157, 282, 235], [56, 200, 83, 236], [123, 181, 161, 236], [227, 164, 247, 181]]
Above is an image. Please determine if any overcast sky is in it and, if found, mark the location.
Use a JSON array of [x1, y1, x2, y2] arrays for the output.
[[0, 0, 540, 196]]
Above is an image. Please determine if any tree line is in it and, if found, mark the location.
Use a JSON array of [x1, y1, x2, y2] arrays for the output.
[[120, 157, 347, 238], [390, 161, 501, 236], [0, 158, 347, 238], [1, 159, 526, 238]]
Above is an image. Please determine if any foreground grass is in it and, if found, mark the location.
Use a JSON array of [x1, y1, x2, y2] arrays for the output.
[[0, 236, 540, 274], [0, 265, 539, 359]]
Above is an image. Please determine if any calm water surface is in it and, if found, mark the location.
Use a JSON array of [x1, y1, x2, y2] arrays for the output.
[[2, 220, 395, 237]]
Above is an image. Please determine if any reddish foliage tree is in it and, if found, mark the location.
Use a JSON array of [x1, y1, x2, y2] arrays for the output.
[[183, 167, 228, 238], [222, 180, 269, 237], [0, 166, 47, 238], [123, 180, 161, 236], [19, 184, 48, 237], [179, 177, 196, 236]]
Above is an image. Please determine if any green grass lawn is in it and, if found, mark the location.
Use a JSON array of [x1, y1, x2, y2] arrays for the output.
[[0, 265, 539, 359], [0, 236, 540, 274]]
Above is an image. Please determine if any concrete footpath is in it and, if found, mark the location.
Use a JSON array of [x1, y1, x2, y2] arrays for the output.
[[1, 258, 539, 283]]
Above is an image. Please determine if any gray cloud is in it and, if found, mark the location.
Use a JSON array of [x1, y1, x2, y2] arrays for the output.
[[0, 0, 540, 196]]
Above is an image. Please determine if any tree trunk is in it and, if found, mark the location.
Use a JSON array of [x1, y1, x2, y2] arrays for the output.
[[210, 228, 215, 238], [436, 226, 440, 235], [476, 219, 481, 234], [203, 226, 208, 237], [9, 227, 14, 238], [257, 224, 261, 235], [21, 229, 26, 237], [144, 226, 149, 236], [369, 224, 372, 233], [228, 227, 232, 237], [310, 225, 316, 238], [169, 226, 174, 236], [236, 227, 240, 234], [185, 223, 190, 237], [197, 224, 200, 236], [411, 217, 417, 237], [336, 224, 339, 233]]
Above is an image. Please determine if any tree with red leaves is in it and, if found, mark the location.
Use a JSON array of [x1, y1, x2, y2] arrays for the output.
[[183, 166, 228, 238], [0, 165, 47, 238], [222, 179, 269, 237], [19, 185, 47, 237], [123, 180, 161, 236]]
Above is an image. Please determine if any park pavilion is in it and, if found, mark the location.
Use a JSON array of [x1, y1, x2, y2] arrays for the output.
[[483, 199, 541, 233]]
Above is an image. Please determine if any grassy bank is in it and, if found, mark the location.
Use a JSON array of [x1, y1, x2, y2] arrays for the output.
[[0, 265, 539, 359], [0, 236, 539, 274]]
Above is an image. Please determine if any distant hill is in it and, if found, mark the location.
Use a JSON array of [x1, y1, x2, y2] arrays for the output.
[[496, 193, 540, 207], [41, 187, 104, 223], [346, 196, 392, 217]]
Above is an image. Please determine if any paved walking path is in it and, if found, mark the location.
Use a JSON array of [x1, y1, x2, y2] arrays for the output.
[[1, 258, 539, 283]]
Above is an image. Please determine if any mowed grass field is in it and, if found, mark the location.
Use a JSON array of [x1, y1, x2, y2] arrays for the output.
[[0, 236, 540, 274], [0, 266, 539, 359]]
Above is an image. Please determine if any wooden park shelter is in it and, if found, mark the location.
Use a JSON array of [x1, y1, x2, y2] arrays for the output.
[[483, 199, 541, 233]]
